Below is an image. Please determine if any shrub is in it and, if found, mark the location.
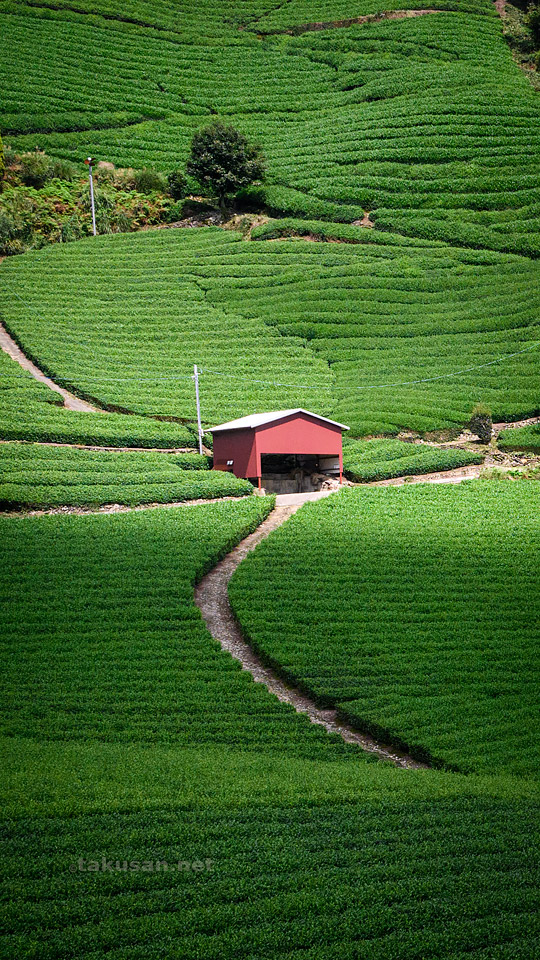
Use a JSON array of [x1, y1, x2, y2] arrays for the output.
[[48, 158, 77, 181], [167, 169, 187, 200], [132, 167, 167, 194], [19, 150, 50, 188], [470, 403, 493, 444], [187, 121, 265, 212], [0, 133, 4, 190], [526, 4, 540, 45]]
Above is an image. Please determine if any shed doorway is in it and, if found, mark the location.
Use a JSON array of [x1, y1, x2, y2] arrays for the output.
[[260, 454, 339, 494]]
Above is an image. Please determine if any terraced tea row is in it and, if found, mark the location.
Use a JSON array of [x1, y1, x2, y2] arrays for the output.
[[0, 443, 254, 508], [3, 229, 538, 435], [342, 437, 483, 481], [2, 794, 538, 960], [499, 422, 540, 454], [0, 498, 361, 755], [0, 348, 197, 448], [229, 481, 540, 777]]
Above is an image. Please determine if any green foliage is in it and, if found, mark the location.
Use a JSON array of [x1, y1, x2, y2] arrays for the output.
[[18, 150, 51, 188], [343, 437, 483, 481], [132, 166, 168, 194], [1, 228, 538, 435], [0, 498, 359, 757], [167, 168, 187, 200], [498, 421, 540, 452], [470, 402, 493, 443], [526, 4, 540, 45], [0, 149, 175, 254], [0, 2, 537, 263], [0, 443, 251, 508], [229, 481, 540, 776], [0, 230, 334, 427], [0, 133, 4, 189], [187, 121, 265, 209]]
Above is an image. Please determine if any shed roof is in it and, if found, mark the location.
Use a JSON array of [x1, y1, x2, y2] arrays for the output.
[[209, 409, 349, 433]]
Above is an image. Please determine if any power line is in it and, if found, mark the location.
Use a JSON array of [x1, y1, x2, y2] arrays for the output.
[[352, 340, 540, 390]]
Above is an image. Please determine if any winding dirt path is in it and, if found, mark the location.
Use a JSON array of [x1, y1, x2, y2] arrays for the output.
[[194, 504, 428, 769], [0, 322, 97, 412]]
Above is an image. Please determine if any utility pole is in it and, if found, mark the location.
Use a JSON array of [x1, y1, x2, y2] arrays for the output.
[[193, 364, 204, 455], [84, 157, 97, 236]]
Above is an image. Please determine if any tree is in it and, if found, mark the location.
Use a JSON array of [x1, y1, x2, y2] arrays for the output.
[[167, 169, 187, 200], [187, 122, 265, 213], [470, 403, 493, 445], [525, 3, 540, 45]]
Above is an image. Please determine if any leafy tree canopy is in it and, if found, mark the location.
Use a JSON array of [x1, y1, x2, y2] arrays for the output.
[[187, 122, 265, 211]]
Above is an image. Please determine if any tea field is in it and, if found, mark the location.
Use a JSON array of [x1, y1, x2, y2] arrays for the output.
[[1, 0, 540, 954], [0, 349, 198, 448], [342, 437, 483, 481], [229, 481, 540, 777], [498, 422, 540, 454], [0, 498, 357, 754], [1, 498, 539, 959], [2, 1, 539, 258], [1, 228, 538, 435], [0, 442, 255, 508]]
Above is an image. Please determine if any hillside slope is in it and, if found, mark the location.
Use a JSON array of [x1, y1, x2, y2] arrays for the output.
[[2, 0, 539, 254], [0, 0, 538, 434], [0, 228, 538, 434]]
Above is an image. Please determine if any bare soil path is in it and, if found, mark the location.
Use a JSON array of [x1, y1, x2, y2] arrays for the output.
[[369, 463, 483, 487], [2, 494, 254, 519], [0, 321, 97, 412], [492, 414, 540, 436], [194, 504, 428, 769]]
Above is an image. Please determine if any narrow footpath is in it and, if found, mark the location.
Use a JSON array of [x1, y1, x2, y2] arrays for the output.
[[0, 321, 97, 412], [195, 503, 428, 770]]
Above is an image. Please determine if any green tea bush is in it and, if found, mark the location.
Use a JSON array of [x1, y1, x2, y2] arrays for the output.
[[0, 350, 198, 448], [0, 498, 359, 757], [343, 438, 483, 481], [498, 421, 540, 452], [1, 228, 538, 435], [0, 443, 236, 508]]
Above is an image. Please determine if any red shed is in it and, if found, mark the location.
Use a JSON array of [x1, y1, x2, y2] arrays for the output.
[[209, 409, 349, 491]]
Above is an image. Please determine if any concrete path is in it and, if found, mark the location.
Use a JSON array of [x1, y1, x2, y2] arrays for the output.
[[275, 488, 342, 506], [194, 505, 428, 770], [0, 321, 97, 412]]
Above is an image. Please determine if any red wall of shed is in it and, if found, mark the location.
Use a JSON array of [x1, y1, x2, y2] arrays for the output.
[[212, 428, 257, 478]]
